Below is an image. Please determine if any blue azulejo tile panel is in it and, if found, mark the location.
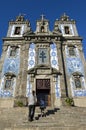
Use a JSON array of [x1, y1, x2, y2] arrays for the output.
[[0, 77, 16, 97], [2, 58, 20, 75], [70, 77, 86, 97], [66, 58, 84, 75], [55, 76, 61, 98], [28, 43, 35, 70], [50, 43, 59, 70], [0, 90, 13, 97], [26, 75, 32, 97], [74, 90, 86, 97]]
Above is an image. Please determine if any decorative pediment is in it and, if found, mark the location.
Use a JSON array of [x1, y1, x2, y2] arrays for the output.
[[5, 72, 16, 77], [72, 72, 83, 77], [28, 65, 61, 75]]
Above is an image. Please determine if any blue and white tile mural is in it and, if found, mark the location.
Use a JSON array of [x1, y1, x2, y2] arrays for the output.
[[28, 43, 35, 70], [65, 45, 80, 58], [2, 58, 20, 76], [66, 58, 84, 75], [26, 75, 32, 97], [70, 77, 86, 97], [0, 46, 20, 97], [50, 43, 59, 70], [65, 45, 86, 97], [55, 75, 61, 98], [0, 76, 16, 97], [2, 46, 20, 75]]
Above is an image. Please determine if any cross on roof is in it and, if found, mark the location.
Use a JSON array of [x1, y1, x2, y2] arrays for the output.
[[40, 14, 45, 20]]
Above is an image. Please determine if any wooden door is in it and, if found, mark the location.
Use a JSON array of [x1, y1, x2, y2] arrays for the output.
[[36, 79, 51, 106]]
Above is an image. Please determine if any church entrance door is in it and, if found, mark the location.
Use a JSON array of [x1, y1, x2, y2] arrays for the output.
[[36, 79, 51, 106]]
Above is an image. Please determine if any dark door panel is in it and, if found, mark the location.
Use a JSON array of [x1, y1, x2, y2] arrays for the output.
[[36, 79, 51, 106]]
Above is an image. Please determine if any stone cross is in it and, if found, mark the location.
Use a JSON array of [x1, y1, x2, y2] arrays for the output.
[[41, 14, 45, 20], [39, 51, 46, 62]]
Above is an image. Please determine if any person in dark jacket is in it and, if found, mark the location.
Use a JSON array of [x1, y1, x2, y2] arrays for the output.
[[40, 98, 46, 117], [28, 90, 37, 121]]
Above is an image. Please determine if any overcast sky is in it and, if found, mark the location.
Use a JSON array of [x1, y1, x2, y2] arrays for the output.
[[0, 0, 86, 58]]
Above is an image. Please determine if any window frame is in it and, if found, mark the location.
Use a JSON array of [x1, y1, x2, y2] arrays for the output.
[[14, 26, 21, 35], [4, 75, 13, 90], [9, 46, 19, 57], [74, 76, 82, 89], [68, 46, 76, 56], [64, 26, 70, 34]]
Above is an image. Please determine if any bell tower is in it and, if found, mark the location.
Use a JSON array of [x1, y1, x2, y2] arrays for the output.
[[35, 14, 51, 34]]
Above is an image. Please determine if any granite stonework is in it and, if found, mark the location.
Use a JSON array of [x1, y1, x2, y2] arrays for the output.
[[0, 14, 86, 108]]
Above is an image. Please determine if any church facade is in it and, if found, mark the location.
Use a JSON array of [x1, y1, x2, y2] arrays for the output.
[[0, 14, 86, 108]]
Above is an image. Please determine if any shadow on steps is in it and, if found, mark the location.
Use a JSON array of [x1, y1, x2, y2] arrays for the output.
[[35, 107, 60, 120]]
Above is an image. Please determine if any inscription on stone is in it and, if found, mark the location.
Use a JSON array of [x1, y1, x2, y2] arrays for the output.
[[37, 69, 51, 74]]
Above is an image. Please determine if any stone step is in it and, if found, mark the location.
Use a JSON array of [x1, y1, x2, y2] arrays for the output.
[[0, 106, 86, 130]]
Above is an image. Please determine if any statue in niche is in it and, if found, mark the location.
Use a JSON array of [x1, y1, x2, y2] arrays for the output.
[[53, 24, 61, 34]]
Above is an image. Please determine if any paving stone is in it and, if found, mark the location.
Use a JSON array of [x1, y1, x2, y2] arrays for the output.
[[0, 106, 86, 130]]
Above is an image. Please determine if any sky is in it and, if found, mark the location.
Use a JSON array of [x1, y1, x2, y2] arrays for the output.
[[0, 0, 86, 58]]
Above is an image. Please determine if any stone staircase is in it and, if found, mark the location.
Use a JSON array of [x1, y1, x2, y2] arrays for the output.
[[0, 106, 86, 130]]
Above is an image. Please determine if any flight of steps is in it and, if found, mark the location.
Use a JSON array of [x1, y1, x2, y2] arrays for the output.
[[0, 106, 86, 130]]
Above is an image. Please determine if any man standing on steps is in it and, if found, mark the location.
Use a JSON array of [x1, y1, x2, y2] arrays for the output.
[[28, 90, 37, 121]]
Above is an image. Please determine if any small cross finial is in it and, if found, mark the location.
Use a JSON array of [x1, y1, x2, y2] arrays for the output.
[[40, 14, 45, 20]]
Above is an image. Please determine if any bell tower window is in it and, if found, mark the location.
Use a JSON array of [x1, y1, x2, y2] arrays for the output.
[[64, 26, 70, 34], [41, 26, 45, 32], [14, 27, 21, 35], [69, 46, 75, 56]]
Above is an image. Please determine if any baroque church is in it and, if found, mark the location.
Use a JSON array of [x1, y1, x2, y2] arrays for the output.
[[0, 13, 86, 108]]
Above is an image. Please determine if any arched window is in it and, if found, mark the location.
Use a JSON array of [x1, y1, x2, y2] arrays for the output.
[[14, 27, 21, 35], [74, 76, 81, 88], [4, 74, 16, 90], [10, 46, 19, 57], [68, 46, 75, 56], [64, 26, 70, 34], [73, 72, 82, 89], [41, 26, 45, 32]]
